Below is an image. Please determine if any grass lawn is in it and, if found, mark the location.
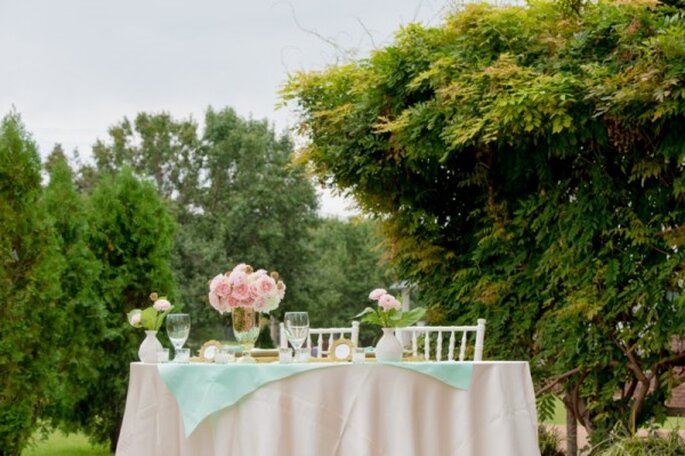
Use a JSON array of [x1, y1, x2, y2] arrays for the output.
[[543, 395, 684, 429], [22, 431, 110, 456]]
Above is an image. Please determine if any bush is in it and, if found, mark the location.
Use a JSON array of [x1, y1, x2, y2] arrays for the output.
[[595, 431, 685, 456], [538, 425, 564, 456], [0, 114, 65, 456]]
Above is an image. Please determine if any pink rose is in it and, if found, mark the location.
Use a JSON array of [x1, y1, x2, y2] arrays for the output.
[[130, 312, 141, 326], [227, 295, 241, 309], [209, 292, 225, 313], [253, 296, 267, 311], [378, 293, 401, 311], [232, 282, 250, 300], [369, 288, 387, 301], [209, 274, 224, 290], [228, 269, 247, 286], [253, 269, 267, 277], [256, 275, 277, 297], [232, 263, 248, 273], [153, 299, 171, 311], [248, 281, 261, 299], [239, 298, 253, 308], [214, 280, 231, 298]]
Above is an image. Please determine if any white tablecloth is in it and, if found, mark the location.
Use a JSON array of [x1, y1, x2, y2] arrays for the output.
[[116, 361, 540, 456]]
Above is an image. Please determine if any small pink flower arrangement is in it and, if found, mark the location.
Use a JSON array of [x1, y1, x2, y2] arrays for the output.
[[356, 288, 425, 328], [127, 292, 175, 331], [208, 263, 286, 314]]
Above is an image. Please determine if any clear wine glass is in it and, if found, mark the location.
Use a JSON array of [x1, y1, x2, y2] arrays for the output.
[[166, 313, 191, 361], [284, 312, 309, 361]]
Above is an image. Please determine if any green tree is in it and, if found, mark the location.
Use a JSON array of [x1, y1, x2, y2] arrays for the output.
[[89, 108, 319, 344], [0, 114, 64, 456], [283, 0, 685, 442], [41, 147, 107, 435], [307, 217, 388, 344], [77, 168, 175, 451]]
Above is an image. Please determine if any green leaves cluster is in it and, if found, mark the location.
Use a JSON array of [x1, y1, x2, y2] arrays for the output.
[[283, 0, 685, 441], [127, 305, 175, 331], [86, 108, 319, 344], [356, 306, 426, 328]]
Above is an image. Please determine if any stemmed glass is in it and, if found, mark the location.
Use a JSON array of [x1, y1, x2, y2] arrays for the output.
[[284, 312, 309, 362], [166, 313, 191, 361]]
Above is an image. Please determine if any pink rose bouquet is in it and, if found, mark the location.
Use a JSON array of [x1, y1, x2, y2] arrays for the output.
[[208, 263, 286, 314], [127, 292, 175, 331], [356, 288, 425, 328]]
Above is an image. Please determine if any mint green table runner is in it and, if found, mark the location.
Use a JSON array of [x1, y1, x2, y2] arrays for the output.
[[158, 362, 473, 436]]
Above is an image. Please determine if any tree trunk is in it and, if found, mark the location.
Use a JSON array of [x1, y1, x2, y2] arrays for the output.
[[566, 402, 578, 456]]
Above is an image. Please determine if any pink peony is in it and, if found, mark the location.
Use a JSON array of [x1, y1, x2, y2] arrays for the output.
[[228, 269, 247, 286], [209, 292, 224, 313], [209, 274, 224, 292], [378, 293, 401, 311], [232, 282, 250, 300], [232, 263, 248, 273], [153, 298, 171, 311], [253, 296, 267, 311], [369, 288, 387, 301], [227, 295, 241, 309], [253, 269, 268, 277], [255, 275, 277, 297]]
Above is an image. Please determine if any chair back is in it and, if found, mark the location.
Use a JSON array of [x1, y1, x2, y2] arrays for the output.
[[280, 321, 360, 358], [395, 319, 486, 361]]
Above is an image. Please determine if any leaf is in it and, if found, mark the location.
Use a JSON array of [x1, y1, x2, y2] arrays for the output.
[[355, 307, 384, 326], [140, 307, 158, 331], [154, 305, 175, 331], [393, 307, 427, 327]]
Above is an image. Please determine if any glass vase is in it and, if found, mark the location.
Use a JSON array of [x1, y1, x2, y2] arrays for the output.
[[232, 307, 259, 363]]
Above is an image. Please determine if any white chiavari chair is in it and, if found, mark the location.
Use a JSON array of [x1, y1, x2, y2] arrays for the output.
[[395, 319, 486, 361], [280, 321, 360, 358]]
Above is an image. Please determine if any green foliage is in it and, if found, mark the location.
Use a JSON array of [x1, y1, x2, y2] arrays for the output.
[[71, 168, 175, 451], [87, 108, 319, 345], [40, 148, 107, 436], [23, 430, 110, 456], [303, 217, 390, 343], [355, 306, 426, 328], [538, 394, 560, 424], [0, 114, 65, 456], [284, 0, 685, 441], [595, 430, 685, 455], [538, 425, 564, 456]]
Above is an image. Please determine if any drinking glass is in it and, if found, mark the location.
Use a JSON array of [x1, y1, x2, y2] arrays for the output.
[[284, 312, 309, 361], [166, 313, 191, 361]]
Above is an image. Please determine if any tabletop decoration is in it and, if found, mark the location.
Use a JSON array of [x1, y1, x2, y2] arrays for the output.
[[356, 288, 426, 362], [199, 340, 223, 362], [328, 338, 354, 362], [208, 263, 285, 363], [127, 293, 175, 363]]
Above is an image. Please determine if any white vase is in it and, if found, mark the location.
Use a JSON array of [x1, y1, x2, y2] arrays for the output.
[[138, 330, 163, 363], [375, 328, 403, 362]]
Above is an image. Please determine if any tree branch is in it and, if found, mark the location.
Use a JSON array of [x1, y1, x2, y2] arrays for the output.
[[537, 367, 583, 396]]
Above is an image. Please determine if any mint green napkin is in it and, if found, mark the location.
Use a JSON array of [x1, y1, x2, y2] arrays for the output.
[[158, 362, 473, 436]]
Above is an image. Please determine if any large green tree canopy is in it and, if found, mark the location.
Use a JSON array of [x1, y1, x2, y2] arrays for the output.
[[284, 0, 685, 439], [86, 108, 320, 343]]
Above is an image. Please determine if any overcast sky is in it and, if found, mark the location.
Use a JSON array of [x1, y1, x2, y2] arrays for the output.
[[0, 0, 449, 216]]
